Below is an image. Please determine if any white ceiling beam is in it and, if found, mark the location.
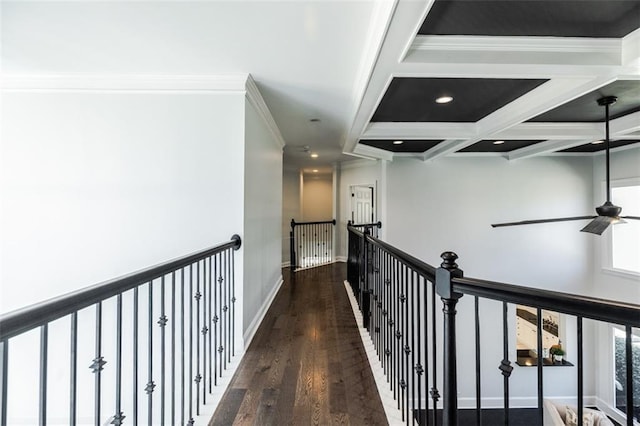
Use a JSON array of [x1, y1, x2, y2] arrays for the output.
[[363, 122, 477, 140], [507, 139, 592, 160], [422, 139, 480, 161], [492, 123, 602, 140], [351, 143, 394, 162], [405, 35, 622, 69], [611, 111, 640, 136]]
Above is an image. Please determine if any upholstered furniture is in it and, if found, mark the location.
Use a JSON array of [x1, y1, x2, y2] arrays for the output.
[[543, 399, 615, 426]]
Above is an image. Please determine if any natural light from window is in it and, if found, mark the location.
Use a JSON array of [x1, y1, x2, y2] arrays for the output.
[[611, 184, 640, 273]]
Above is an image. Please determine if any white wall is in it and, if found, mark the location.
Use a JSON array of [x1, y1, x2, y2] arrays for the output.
[[302, 173, 333, 221], [242, 98, 283, 342], [282, 167, 301, 265], [336, 159, 384, 258], [0, 89, 247, 424], [385, 155, 597, 407]]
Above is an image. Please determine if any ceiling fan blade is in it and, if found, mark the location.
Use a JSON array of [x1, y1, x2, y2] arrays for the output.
[[621, 216, 640, 220], [491, 216, 596, 228], [580, 216, 615, 235]]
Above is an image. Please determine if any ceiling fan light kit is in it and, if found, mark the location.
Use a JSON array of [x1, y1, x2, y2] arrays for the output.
[[491, 95, 640, 236]]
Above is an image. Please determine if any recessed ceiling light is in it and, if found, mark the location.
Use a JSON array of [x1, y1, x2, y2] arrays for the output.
[[493, 140, 505, 145], [312, 169, 318, 173], [393, 140, 404, 145], [310, 153, 319, 158], [591, 139, 604, 144], [435, 96, 453, 104]]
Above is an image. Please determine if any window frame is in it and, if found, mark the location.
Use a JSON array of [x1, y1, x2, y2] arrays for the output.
[[601, 177, 640, 279]]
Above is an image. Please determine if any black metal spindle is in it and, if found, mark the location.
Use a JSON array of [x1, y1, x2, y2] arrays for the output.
[[232, 248, 236, 357], [114, 294, 124, 426], [475, 296, 482, 426], [625, 325, 634, 426], [147, 282, 154, 426], [160, 276, 167, 425], [410, 269, 416, 425], [39, 324, 48, 426], [214, 254, 219, 385], [70, 313, 77, 426], [203, 259, 208, 404], [402, 263, 408, 421], [181, 269, 185, 425], [1, 339, 7, 426], [416, 272, 423, 426], [431, 279, 439, 426], [188, 265, 194, 426], [171, 272, 176, 426], [208, 257, 213, 394], [196, 261, 201, 416], [392, 256, 398, 399], [537, 308, 543, 426], [423, 277, 430, 426], [133, 288, 139, 425], [226, 249, 231, 368], [93, 302, 103, 426], [577, 316, 583, 426], [501, 302, 511, 426]]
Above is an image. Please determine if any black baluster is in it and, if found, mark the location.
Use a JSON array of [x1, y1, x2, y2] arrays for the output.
[[625, 325, 633, 426], [160, 276, 167, 425], [416, 272, 422, 426], [133, 288, 138, 425], [114, 294, 124, 426], [1, 339, 7, 426], [208, 257, 213, 393], [362, 227, 371, 329], [188, 265, 194, 426], [181, 269, 185, 425], [500, 302, 513, 426], [431, 279, 439, 426], [203, 259, 208, 403], [213, 254, 218, 386], [171, 272, 176, 426], [410, 269, 416, 424], [577, 316, 583, 426], [92, 302, 104, 426], [476, 297, 482, 426], [70, 313, 77, 426], [147, 282, 155, 426], [403, 264, 409, 423], [226, 249, 231, 368], [423, 277, 430, 426], [537, 308, 543, 426], [39, 324, 48, 426], [196, 261, 201, 416], [435, 252, 464, 426], [232, 247, 236, 357]]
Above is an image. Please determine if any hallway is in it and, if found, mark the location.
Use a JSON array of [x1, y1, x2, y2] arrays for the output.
[[209, 263, 388, 425]]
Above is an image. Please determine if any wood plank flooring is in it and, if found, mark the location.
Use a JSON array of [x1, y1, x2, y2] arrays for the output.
[[209, 263, 388, 426]]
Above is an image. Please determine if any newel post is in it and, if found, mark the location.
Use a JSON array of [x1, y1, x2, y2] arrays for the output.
[[290, 219, 296, 269], [436, 252, 464, 426], [362, 226, 371, 329]]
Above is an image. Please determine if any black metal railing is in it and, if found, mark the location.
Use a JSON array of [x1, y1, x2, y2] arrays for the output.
[[290, 219, 336, 270], [0, 235, 241, 426], [347, 224, 640, 426], [348, 220, 382, 238]]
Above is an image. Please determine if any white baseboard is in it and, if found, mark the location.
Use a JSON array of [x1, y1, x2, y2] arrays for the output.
[[242, 275, 284, 350], [335, 256, 347, 263], [281, 261, 291, 268], [344, 280, 410, 426]]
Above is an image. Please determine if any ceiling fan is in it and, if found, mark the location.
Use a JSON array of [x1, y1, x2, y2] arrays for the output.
[[492, 96, 640, 235]]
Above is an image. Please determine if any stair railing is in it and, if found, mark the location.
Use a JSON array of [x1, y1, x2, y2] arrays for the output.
[[289, 219, 336, 270], [0, 235, 241, 426], [347, 224, 640, 426]]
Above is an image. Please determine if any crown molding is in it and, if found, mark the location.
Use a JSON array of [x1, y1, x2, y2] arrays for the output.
[[244, 74, 286, 149], [0, 73, 250, 92]]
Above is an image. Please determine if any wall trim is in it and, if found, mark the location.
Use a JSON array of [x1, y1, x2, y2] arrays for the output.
[[335, 256, 347, 263], [340, 158, 380, 171], [281, 261, 291, 268], [1, 73, 250, 92], [243, 275, 284, 349], [244, 74, 286, 149]]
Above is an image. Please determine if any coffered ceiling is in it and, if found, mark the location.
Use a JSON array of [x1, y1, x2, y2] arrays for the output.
[[346, 0, 640, 162]]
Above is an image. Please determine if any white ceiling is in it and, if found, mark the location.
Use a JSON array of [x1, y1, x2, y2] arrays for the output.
[[2, 1, 639, 170], [0, 0, 391, 170]]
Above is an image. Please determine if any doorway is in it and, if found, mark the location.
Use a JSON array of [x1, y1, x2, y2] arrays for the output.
[[350, 184, 375, 224]]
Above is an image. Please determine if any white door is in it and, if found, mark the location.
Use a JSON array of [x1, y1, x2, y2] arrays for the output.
[[351, 185, 375, 224]]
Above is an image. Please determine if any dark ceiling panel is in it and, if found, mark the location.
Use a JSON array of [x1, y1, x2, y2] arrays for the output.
[[528, 80, 640, 122], [458, 140, 544, 153], [359, 139, 443, 153], [559, 140, 640, 153], [371, 78, 547, 123], [420, 0, 640, 37]]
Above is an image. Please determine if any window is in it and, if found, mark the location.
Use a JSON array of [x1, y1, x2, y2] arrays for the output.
[[611, 183, 640, 274], [613, 327, 640, 423]]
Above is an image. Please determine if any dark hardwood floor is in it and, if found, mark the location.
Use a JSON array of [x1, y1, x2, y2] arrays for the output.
[[209, 263, 388, 426]]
